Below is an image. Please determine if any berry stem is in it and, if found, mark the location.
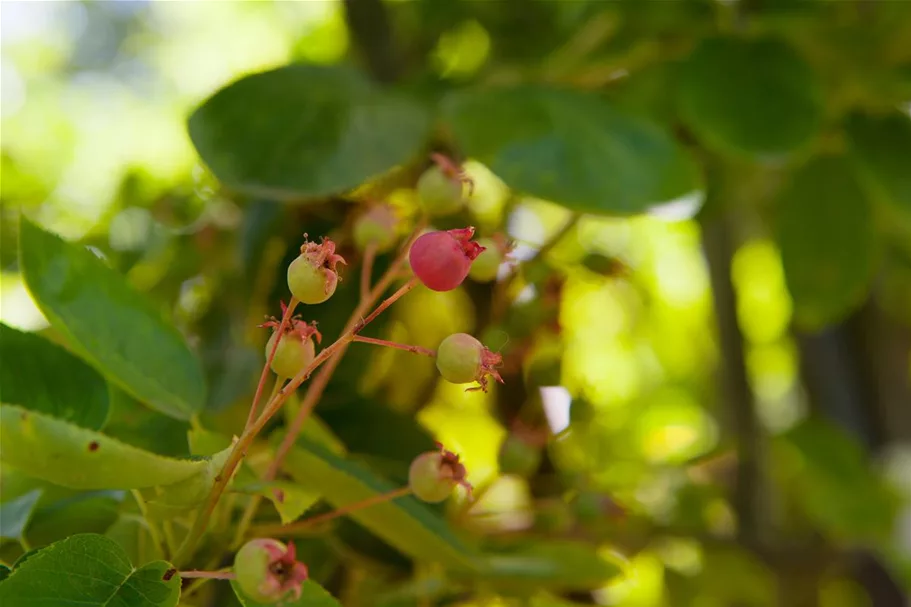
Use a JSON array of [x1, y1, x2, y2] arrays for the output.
[[246, 297, 299, 431], [360, 241, 378, 303], [176, 225, 427, 567], [178, 569, 236, 580], [352, 335, 436, 358], [250, 487, 413, 539]]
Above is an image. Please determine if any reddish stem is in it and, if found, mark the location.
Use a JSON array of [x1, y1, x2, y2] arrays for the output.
[[355, 278, 418, 333], [352, 335, 436, 358], [178, 570, 236, 580], [360, 242, 377, 303]]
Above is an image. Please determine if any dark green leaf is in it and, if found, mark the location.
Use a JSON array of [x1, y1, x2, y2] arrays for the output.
[[18, 217, 206, 420], [188, 64, 431, 201], [104, 389, 190, 458], [0, 564, 9, 583], [441, 85, 699, 215], [677, 36, 824, 157], [231, 579, 340, 607], [775, 155, 876, 329], [0, 405, 213, 490], [282, 437, 481, 572], [0, 534, 179, 607], [26, 491, 124, 549], [0, 323, 109, 429], [846, 110, 911, 216], [0, 490, 42, 543]]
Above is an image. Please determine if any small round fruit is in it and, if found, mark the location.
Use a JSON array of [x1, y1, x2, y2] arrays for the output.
[[417, 165, 463, 216], [498, 434, 542, 477], [408, 451, 454, 503], [287, 238, 346, 305], [234, 538, 308, 604], [265, 331, 315, 379], [409, 227, 484, 292], [353, 205, 398, 253], [436, 333, 483, 384], [468, 238, 502, 282]]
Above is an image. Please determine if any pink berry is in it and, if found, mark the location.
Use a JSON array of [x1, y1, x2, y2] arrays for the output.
[[287, 236, 346, 304], [409, 227, 485, 292], [233, 538, 309, 604], [435, 332, 504, 392], [408, 442, 473, 503], [353, 204, 399, 253]]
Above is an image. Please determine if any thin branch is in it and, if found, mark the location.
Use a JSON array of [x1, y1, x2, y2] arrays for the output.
[[353, 334, 436, 358], [246, 297, 298, 430], [360, 242, 378, 303], [179, 570, 236, 580]]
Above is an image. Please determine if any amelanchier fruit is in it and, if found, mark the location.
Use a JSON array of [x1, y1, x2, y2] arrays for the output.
[[409, 227, 485, 292], [353, 204, 399, 253], [469, 234, 514, 283], [259, 302, 322, 378], [436, 332, 504, 392], [287, 236, 347, 304], [408, 442, 473, 503], [234, 538, 309, 604], [416, 153, 474, 216]]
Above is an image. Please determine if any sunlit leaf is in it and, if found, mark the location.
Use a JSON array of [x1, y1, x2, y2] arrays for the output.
[[678, 36, 824, 157], [188, 64, 431, 201], [18, 217, 206, 420], [282, 437, 481, 572], [775, 155, 876, 329], [0, 323, 110, 430], [234, 480, 321, 525], [0, 405, 213, 490], [0, 534, 180, 607], [442, 85, 699, 215], [230, 579, 340, 607]]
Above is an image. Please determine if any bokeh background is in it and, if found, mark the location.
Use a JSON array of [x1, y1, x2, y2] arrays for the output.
[[2, 1, 911, 606]]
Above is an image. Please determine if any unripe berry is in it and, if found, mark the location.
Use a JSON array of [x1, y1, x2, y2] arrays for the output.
[[409, 442, 472, 503], [415, 153, 473, 216], [353, 204, 398, 253], [234, 538, 308, 604], [469, 234, 513, 283], [436, 332, 504, 392], [409, 227, 485, 292], [287, 236, 346, 304], [498, 433, 542, 477], [259, 303, 321, 378]]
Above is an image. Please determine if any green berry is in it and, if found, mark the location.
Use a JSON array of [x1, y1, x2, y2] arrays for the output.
[[498, 434, 542, 477], [265, 331, 315, 379], [468, 238, 503, 282], [408, 451, 453, 503], [436, 333, 483, 384], [353, 205, 398, 252], [417, 165, 463, 216], [288, 255, 337, 304], [234, 538, 308, 604]]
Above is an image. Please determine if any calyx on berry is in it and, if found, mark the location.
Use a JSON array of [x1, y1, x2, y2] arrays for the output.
[[435, 332, 504, 392], [259, 302, 321, 378], [353, 203, 399, 253], [408, 442, 473, 503], [287, 235, 346, 304], [233, 538, 309, 604], [409, 227, 485, 292], [416, 153, 474, 216], [469, 233, 515, 283]]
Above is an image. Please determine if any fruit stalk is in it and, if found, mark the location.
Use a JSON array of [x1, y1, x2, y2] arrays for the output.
[[245, 297, 299, 430], [352, 334, 436, 357]]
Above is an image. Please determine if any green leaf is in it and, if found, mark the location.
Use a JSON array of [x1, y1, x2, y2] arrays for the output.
[[18, 217, 206, 420], [282, 437, 481, 572], [230, 579, 340, 607], [0, 564, 9, 583], [441, 85, 699, 215], [26, 491, 123, 549], [0, 405, 213, 490], [104, 389, 190, 458], [469, 541, 626, 592], [105, 514, 164, 566], [0, 490, 42, 543], [775, 419, 899, 543], [0, 534, 179, 607], [677, 36, 824, 157], [0, 323, 109, 430], [234, 480, 321, 525], [775, 155, 876, 329], [845, 110, 911, 216], [188, 64, 431, 201]]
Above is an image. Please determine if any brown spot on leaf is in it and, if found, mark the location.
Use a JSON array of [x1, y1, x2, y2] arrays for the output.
[[88, 441, 100, 452], [162, 568, 176, 581], [272, 488, 285, 503]]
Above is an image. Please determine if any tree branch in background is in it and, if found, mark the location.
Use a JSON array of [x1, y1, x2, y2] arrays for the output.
[[701, 207, 765, 551], [343, 0, 401, 84]]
